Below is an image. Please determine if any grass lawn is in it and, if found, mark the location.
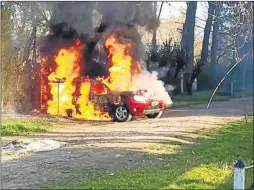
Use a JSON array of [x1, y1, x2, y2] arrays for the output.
[[171, 90, 229, 108], [46, 117, 253, 189], [1, 118, 55, 136]]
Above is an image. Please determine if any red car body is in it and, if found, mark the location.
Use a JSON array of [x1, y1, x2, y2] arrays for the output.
[[123, 97, 165, 116], [71, 79, 165, 122]]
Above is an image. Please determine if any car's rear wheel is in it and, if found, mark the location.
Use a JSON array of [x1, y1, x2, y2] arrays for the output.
[[146, 110, 163, 119], [113, 105, 132, 122]]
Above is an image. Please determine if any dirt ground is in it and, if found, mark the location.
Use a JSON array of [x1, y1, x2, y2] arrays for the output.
[[1, 97, 253, 189]]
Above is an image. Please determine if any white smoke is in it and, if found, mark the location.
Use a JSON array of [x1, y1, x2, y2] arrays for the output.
[[130, 71, 173, 107]]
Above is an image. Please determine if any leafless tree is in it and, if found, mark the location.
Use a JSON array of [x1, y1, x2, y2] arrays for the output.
[[211, 2, 221, 77], [200, 2, 215, 68], [182, 2, 197, 95], [207, 1, 253, 109]]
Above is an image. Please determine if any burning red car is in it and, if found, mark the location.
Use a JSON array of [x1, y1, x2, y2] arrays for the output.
[[116, 89, 165, 122], [39, 5, 169, 121], [70, 80, 165, 122]]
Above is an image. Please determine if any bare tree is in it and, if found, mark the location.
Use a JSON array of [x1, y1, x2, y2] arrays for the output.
[[184, 2, 197, 95], [207, 1, 253, 108], [211, 2, 220, 78], [1, 2, 51, 112], [200, 2, 215, 68], [215, 2, 253, 64]]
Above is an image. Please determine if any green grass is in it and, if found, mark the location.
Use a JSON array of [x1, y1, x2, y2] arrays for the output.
[[171, 90, 229, 108], [172, 89, 253, 108], [1, 119, 55, 136], [46, 117, 254, 189]]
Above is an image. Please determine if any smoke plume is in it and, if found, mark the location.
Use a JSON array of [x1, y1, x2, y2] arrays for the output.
[[130, 71, 173, 107], [40, 2, 158, 79], [47, 2, 160, 37]]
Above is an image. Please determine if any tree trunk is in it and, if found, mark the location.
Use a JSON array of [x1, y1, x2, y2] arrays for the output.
[[196, 2, 215, 91], [185, 2, 197, 95], [31, 24, 37, 111], [211, 3, 220, 79], [181, 14, 188, 53], [179, 3, 189, 94], [180, 19, 187, 94], [200, 2, 215, 67]]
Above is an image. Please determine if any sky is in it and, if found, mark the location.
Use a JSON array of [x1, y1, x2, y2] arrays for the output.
[[160, 2, 208, 20], [159, 2, 209, 38]]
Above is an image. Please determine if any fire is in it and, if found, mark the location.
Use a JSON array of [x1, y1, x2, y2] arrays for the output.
[[47, 47, 80, 116], [104, 34, 133, 91], [40, 31, 141, 120], [75, 81, 110, 120]]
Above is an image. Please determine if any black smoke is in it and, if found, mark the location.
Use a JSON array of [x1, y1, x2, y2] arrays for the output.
[[39, 2, 159, 79]]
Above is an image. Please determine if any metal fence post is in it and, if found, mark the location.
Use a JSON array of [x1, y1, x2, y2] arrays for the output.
[[231, 80, 234, 96], [234, 160, 245, 190]]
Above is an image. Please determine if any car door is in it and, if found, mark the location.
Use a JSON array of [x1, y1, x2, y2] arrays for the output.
[[90, 80, 110, 105]]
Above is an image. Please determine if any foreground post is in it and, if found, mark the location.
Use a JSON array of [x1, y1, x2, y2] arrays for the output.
[[234, 160, 245, 190]]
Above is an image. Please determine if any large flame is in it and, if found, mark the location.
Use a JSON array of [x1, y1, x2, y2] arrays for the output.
[[75, 80, 110, 120], [40, 32, 141, 120], [47, 46, 80, 115], [104, 34, 133, 91]]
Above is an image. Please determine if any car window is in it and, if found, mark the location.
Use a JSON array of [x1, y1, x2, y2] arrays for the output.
[[92, 81, 108, 95]]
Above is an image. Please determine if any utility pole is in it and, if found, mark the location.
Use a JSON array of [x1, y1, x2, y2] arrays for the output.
[[152, 1, 157, 51]]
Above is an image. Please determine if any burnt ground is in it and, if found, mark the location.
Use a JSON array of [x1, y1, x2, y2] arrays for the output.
[[1, 97, 253, 189]]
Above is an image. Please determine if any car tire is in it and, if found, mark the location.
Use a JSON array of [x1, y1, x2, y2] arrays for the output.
[[146, 110, 163, 119], [113, 105, 132, 122]]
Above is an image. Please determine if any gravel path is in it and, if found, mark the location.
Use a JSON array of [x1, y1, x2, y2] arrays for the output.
[[1, 97, 253, 189]]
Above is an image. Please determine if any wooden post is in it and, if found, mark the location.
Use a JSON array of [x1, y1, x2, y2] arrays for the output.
[[234, 160, 245, 190]]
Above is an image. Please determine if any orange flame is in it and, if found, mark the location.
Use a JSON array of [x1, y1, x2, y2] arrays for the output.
[[47, 47, 80, 115], [75, 81, 110, 120], [41, 32, 141, 120], [104, 34, 133, 91]]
